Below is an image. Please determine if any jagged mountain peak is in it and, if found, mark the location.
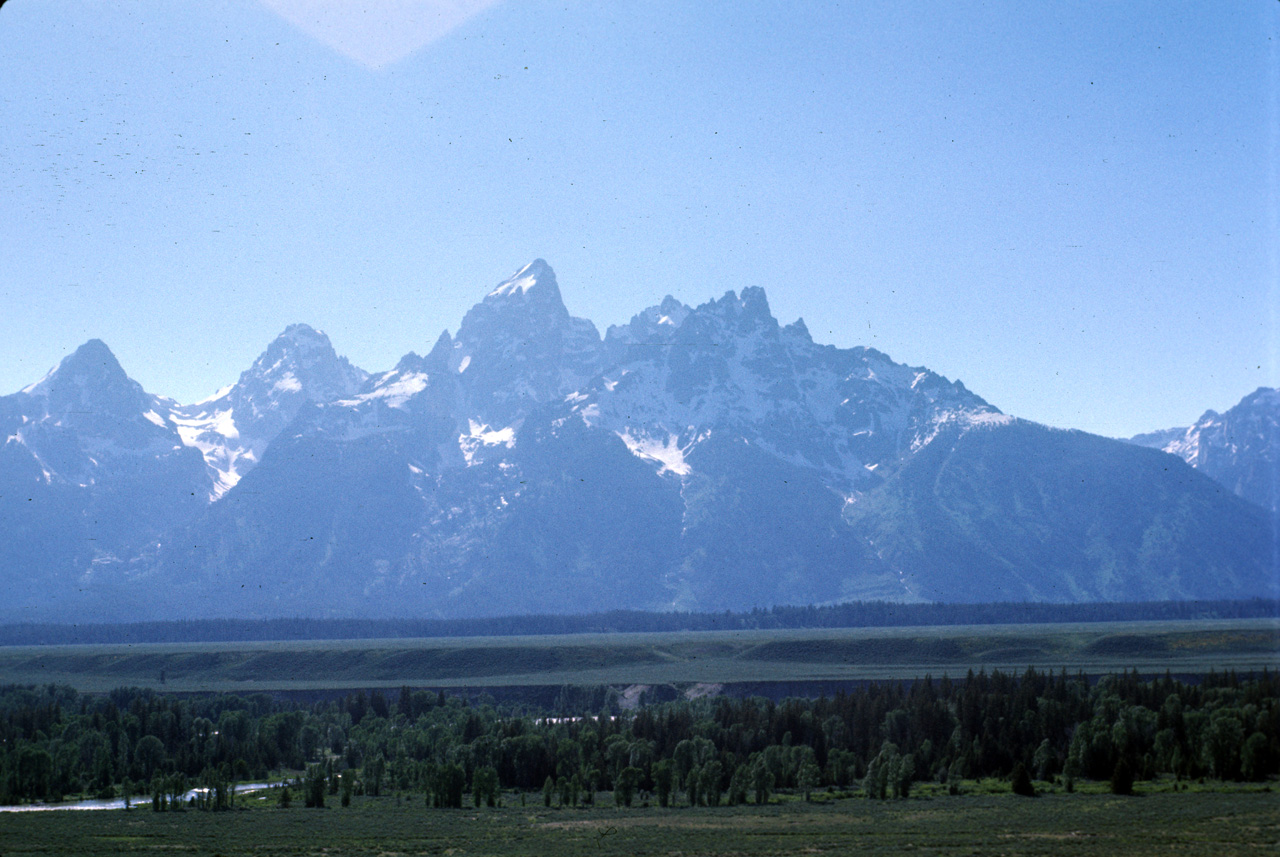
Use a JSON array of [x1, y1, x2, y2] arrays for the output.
[[458, 260, 582, 347], [4, 259, 1276, 622], [485, 259, 563, 305], [606, 295, 694, 347], [1128, 385, 1279, 512], [783, 317, 812, 342], [686, 286, 779, 335], [66, 336, 118, 364], [446, 260, 603, 425], [20, 338, 151, 421], [394, 350, 428, 375], [227, 323, 366, 405], [272, 322, 335, 352], [658, 294, 692, 318], [425, 329, 453, 365], [24, 338, 125, 390], [248, 324, 349, 379], [0, 336, 210, 592], [169, 325, 368, 499], [739, 284, 772, 315]]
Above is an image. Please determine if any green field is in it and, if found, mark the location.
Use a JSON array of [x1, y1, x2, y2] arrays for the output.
[[0, 618, 1274, 693], [1, 789, 1276, 856]]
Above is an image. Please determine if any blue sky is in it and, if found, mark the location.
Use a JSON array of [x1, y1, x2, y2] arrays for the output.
[[1, 0, 1275, 437]]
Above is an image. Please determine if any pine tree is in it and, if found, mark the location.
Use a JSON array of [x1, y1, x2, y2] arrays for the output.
[[305, 765, 326, 808], [1010, 762, 1035, 797], [1110, 758, 1134, 796], [653, 760, 673, 808]]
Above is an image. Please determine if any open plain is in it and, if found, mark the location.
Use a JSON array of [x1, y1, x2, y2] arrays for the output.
[[0, 618, 1273, 694], [1, 789, 1276, 857]]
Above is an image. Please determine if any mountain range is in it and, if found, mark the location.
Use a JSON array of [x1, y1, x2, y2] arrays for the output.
[[1129, 387, 1279, 514], [2, 260, 1275, 621]]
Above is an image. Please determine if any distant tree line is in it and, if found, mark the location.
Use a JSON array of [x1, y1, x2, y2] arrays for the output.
[[1, 668, 1276, 806], [1, 598, 1274, 646]]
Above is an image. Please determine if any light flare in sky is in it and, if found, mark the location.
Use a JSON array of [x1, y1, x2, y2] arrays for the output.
[[259, 0, 502, 68]]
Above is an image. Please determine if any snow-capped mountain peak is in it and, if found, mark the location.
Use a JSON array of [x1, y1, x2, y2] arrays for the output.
[[606, 296, 695, 348], [276, 322, 335, 350], [8, 341, 195, 483], [582, 284, 999, 495], [0, 339, 209, 573], [451, 261, 604, 426], [238, 324, 364, 402], [487, 258, 559, 300], [3, 260, 1275, 623], [1130, 386, 1279, 511], [170, 324, 368, 498], [20, 339, 146, 416]]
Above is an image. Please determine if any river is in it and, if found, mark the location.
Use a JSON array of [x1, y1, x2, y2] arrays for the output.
[[0, 782, 278, 812]]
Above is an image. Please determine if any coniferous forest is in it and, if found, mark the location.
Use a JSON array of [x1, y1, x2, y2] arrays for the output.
[[3, 668, 1276, 809]]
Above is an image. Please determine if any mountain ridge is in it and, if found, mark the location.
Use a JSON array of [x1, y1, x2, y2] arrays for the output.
[[2, 260, 1275, 621], [1128, 386, 1279, 513]]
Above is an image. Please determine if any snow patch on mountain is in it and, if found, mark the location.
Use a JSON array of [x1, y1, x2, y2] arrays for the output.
[[339, 371, 429, 409], [616, 429, 693, 476], [910, 410, 1017, 453], [171, 324, 367, 499], [488, 258, 552, 297], [577, 286, 999, 493], [191, 384, 235, 407], [272, 373, 303, 394], [459, 419, 518, 466], [170, 408, 251, 497]]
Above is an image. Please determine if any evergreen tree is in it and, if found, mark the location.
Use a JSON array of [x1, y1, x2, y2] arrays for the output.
[[728, 764, 750, 806], [363, 755, 386, 797], [1110, 758, 1134, 796], [653, 760, 673, 808], [1010, 762, 1035, 797], [304, 764, 326, 808], [687, 763, 701, 807], [701, 760, 723, 807], [473, 766, 499, 808], [436, 764, 465, 809], [615, 767, 641, 808], [893, 753, 915, 799], [798, 760, 820, 801], [750, 758, 772, 805]]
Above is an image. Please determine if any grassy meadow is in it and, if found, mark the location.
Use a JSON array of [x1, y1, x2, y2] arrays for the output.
[[1, 788, 1276, 857]]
